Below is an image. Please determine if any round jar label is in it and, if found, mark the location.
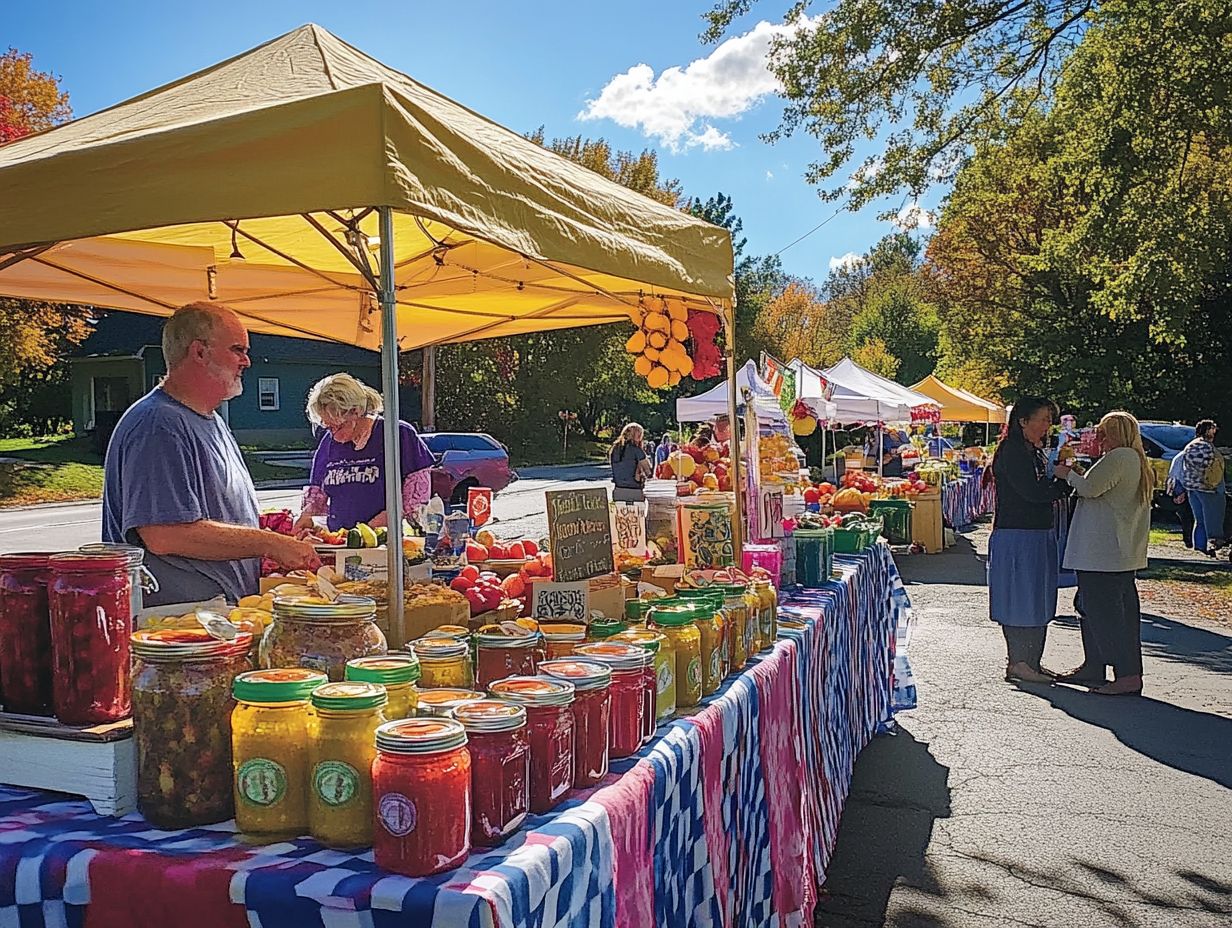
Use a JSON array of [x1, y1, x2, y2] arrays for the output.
[[687, 656, 702, 692], [656, 661, 674, 695], [378, 791, 417, 836], [313, 761, 360, 806], [236, 758, 287, 806], [709, 649, 721, 683]]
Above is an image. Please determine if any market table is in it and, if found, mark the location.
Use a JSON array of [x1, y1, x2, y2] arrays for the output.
[[0, 545, 911, 928], [942, 467, 993, 529]]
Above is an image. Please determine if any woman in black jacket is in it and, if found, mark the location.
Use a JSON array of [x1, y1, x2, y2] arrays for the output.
[[989, 397, 1069, 683]]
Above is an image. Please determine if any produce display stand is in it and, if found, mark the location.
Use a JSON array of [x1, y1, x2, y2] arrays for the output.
[[0, 545, 912, 928], [941, 466, 992, 530]]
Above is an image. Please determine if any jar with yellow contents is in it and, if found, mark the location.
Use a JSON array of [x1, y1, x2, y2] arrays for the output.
[[410, 637, 474, 689], [308, 681, 387, 849], [752, 580, 778, 649], [612, 628, 676, 721], [691, 601, 727, 695], [742, 584, 763, 656], [718, 585, 751, 670], [345, 654, 421, 719], [231, 668, 326, 840], [647, 604, 704, 708]]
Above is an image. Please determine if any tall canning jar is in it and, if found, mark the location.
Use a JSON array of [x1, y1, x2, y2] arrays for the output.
[[308, 681, 387, 849], [78, 543, 159, 617], [410, 637, 474, 689], [131, 627, 253, 828], [0, 553, 55, 715], [417, 687, 485, 718], [488, 676, 576, 813], [231, 668, 326, 839], [675, 589, 729, 682], [719, 585, 750, 671], [742, 585, 763, 656], [611, 628, 675, 723], [453, 700, 530, 847], [47, 552, 133, 724], [373, 718, 472, 876], [540, 623, 587, 660], [345, 654, 421, 719], [261, 594, 385, 681], [647, 604, 704, 709], [574, 643, 650, 757], [691, 605, 726, 696], [538, 659, 611, 787], [752, 580, 778, 648], [474, 625, 540, 689]]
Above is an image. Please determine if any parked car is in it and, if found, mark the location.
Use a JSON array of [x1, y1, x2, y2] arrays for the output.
[[421, 432, 518, 504]]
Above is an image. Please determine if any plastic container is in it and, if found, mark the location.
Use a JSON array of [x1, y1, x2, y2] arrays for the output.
[[574, 642, 650, 757], [538, 659, 612, 788], [794, 528, 834, 588], [474, 627, 540, 689], [261, 594, 385, 681], [308, 681, 387, 848], [647, 604, 703, 708], [47, 552, 133, 724], [0, 553, 55, 715], [488, 676, 576, 813], [741, 543, 782, 589], [869, 499, 913, 545], [541, 623, 588, 659], [78, 542, 159, 617], [453, 700, 530, 847], [410, 637, 474, 689], [373, 718, 471, 876], [611, 628, 676, 722], [345, 654, 421, 719], [231, 668, 327, 838]]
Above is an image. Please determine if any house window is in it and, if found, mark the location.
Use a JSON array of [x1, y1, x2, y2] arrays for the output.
[[258, 377, 280, 411]]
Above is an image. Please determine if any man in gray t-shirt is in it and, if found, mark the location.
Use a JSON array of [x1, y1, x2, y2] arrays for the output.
[[102, 303, 319, 606]]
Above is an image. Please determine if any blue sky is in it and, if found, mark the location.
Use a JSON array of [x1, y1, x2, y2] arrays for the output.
[[7, 0, 936, 281]]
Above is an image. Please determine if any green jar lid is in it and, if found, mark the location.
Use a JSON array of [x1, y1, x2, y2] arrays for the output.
[[588, 618, 627, 640], [647, 604, 705, 627], [611, 629, 663, 653], [346, 654, 422, 685], [233, 668, 327, 704], [624, 599, 656, 622], [310, 680, 388, 711]]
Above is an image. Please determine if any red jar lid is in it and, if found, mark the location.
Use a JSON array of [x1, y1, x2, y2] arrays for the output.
[[538, 659, 612, 692], [376, 717, 467, 755], [453, 699, 527, 733], [489, 675, 575, 707], [0, 552, 57, 570], [48, 552, 130, 573]]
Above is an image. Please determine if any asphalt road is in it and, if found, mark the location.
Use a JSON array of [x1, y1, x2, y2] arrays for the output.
[[816, 523, 1232, 928], [0, 463, 610, 553]]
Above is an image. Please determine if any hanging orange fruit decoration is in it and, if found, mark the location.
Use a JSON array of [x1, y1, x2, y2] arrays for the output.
[[789, 399, 818, 436], [624, 298, 694, 389]]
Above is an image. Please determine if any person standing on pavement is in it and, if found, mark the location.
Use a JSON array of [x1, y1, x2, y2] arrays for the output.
[[610, 422, 653, 502], [1054, 412, 1152, 695], [1166, 450, 1196, 548], [988, 396, 1069, 684], [102, 303, 321, 606], [1179, 419, 1226, 556]]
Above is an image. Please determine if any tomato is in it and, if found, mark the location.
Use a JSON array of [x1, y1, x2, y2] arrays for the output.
[[488, 543, 509, 560], [522, 539, 539, 556], [450, 577, 473, 593], [803, 487, 821, 505], [502, 574, 526, 598], [459, 565, 480, 583]]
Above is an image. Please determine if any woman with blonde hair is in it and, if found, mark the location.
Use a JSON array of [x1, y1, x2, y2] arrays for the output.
[[293, 373, 435, 533], [610, 422, 652, 502], [1054, 411, 1153, 695]]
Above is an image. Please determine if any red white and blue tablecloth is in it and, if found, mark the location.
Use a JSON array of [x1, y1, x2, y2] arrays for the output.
[[0, 545, 911, 928], [942, 468, 993, 529]]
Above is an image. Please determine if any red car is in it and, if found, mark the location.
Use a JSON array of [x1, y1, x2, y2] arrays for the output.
[[421, 432, 518, 504]]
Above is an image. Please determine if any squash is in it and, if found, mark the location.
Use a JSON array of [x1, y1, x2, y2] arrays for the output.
[[831, 487, 868, 513], [625, 330, 647, 354]]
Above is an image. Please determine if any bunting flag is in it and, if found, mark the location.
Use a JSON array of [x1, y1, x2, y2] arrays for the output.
[[760, 352, 786, 396]]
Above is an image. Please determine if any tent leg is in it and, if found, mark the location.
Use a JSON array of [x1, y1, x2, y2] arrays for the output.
[[877, 425, 884, 478], [378, 206, 405, 636], [724, 314, 744, 554]]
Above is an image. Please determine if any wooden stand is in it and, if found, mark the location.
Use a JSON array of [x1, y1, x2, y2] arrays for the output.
[[911, 487, 944, 554], [0, 712, 136, 816]]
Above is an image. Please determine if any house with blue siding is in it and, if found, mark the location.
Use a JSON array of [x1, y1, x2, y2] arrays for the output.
[[70, 310, 419, 446]]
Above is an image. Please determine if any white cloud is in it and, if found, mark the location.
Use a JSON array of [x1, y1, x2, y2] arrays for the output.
[[893, 202, 934, 231], [848, 156, 884, 188], [578, 17, 820, 153], [765, 169, 775, 181], [829, 252, 862, 272]]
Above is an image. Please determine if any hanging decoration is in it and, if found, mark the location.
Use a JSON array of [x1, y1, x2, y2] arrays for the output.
[[625, 298, 693, 390], [789, 399, 818, 436], [685, 309, 723, 380]]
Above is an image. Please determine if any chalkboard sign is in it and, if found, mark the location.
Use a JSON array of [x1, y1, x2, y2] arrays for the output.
[[545, 487, 615, 583]]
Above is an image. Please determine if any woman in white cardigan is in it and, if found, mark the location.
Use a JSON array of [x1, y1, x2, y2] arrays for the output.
[[1054, 412, 1153, 695]]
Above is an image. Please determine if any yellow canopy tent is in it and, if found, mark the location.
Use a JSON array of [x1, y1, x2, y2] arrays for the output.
[[909, 375, 1007, 424], [0, 24, 738, 628]]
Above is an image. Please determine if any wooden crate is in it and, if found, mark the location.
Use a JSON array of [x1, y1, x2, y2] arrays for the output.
[[0, 712, 136, 816]]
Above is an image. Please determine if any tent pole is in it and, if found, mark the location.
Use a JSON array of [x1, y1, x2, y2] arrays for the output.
[[378, 206, 405, 637], [724, 313, 744, 554], [877, 425, 884, 478]]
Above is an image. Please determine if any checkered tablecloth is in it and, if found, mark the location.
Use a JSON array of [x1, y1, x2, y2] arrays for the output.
[[0, 546, 908, 928], [942, 468, 991, 528]]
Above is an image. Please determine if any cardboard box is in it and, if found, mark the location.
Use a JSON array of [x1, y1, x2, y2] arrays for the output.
[[639, 564, 685, 595]]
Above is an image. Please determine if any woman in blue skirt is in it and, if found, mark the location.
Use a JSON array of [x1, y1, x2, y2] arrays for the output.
[[989, 396, 1070, 683]]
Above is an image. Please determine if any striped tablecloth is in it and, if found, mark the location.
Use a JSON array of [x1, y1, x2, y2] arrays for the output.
[[942, 468, 993, 528], [0, 546, 909, 928]]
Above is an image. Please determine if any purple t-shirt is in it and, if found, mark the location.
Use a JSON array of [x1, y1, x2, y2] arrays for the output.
[[310, 417, 435, 530]]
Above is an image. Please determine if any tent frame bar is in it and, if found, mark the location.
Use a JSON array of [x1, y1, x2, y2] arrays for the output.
[[377, 206, 406, 635]]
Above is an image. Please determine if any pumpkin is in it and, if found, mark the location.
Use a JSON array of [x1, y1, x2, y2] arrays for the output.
[[647, 365, 670, 389], [831, 487, 868, 513], [668, 450, 696, 478], [791, 415, 818, 436]]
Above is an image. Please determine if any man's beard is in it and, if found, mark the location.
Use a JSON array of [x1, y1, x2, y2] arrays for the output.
[[209, 362, 243, 401]]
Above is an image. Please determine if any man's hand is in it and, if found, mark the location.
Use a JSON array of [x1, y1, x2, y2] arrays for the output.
[[267, 534, 323, 572], [1054, 463, 1072, 479]]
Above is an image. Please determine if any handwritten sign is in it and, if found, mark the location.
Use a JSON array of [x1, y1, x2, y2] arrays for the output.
[[531, 581, 590, 621], [613, 502, 647, 553], [758, 487, 785, 539], [546, 487, 614, 583]]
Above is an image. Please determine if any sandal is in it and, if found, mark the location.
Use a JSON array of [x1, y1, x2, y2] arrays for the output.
[[1005, 663, 1053, 684]]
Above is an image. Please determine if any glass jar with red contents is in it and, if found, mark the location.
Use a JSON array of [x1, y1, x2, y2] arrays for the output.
[[47, 552, 132, 724], [574, 643, 650, 757], [453, 700, 530, 846], [417, 687, 485, 718], [373, 718, 471, 877], [488, 676, 575, 813], [474, 625, 540, 689], [538, 659, 611, 788], [0, 553, 55, 715]]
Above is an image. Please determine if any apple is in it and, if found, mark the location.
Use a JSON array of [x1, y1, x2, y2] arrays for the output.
[[459, 565, 480, 583], [522, 539, 539, 556], [465, 541, 489, 562], [450, 577, 472, 593], [508, 541, 527, 560]]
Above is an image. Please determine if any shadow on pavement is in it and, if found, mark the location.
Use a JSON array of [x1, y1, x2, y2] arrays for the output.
[[815, 725, 952, 927], [1052, 612, 1232, 676], [1019, 683, 1232, 789], [897, 533, 989, 588]]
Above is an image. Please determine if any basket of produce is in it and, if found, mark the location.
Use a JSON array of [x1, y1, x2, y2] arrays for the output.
[[832, 513, 883, 553]]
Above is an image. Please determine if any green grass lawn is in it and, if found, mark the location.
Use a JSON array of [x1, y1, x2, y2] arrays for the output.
[[1150, 524, 1182, 545], [510, 439, 608, 468]]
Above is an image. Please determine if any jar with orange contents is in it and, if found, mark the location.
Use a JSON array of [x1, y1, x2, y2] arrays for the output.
[[647, 604, 703, 709], [417, 687, 485, 718], [611, 628, 675, 723], [540, 623, 588, 660], [488, 676, 576, 813], [474, 624, 540, 689]]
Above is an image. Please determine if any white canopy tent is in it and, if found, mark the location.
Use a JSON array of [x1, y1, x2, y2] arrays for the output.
[[792, 358, 913, 423], [676, 360, 786, 423]]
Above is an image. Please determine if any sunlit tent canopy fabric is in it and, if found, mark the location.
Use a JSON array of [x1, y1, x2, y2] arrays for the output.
[[0, 24, 734, 349], [791, 357, 913, 423], [677, 360, 786, 423], [909, 375, 1007, 424]]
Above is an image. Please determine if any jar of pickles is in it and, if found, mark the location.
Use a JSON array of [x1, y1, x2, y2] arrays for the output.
[[261, 595, 385, 681], [742, 585, 763, 656], [231, 668, 326, 839], [474, 625, 540, 689], [538, 659, 611, 788], [373, 718, 471, 876], [132, 627, 252, 828], [417, 687, 485, 718], [410, 637, 474, 689], [488, 676, 576, 813], [540, 623, 587, 660], [0, 553, 54, 715], [345, 654, 421, 719], [719, 585, 750, 670], [308, 681, 387, 849], [647, 605, 703, 709], [675, 589, 729, 682], [692, 604, 726, 696], [611, 628, 675, 723], [752, 580, 778, 648], [574, 643, 650, 757], [47, 552, 133, 725], [453, 700, 530, 847], [587, 617, 627, 641]]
